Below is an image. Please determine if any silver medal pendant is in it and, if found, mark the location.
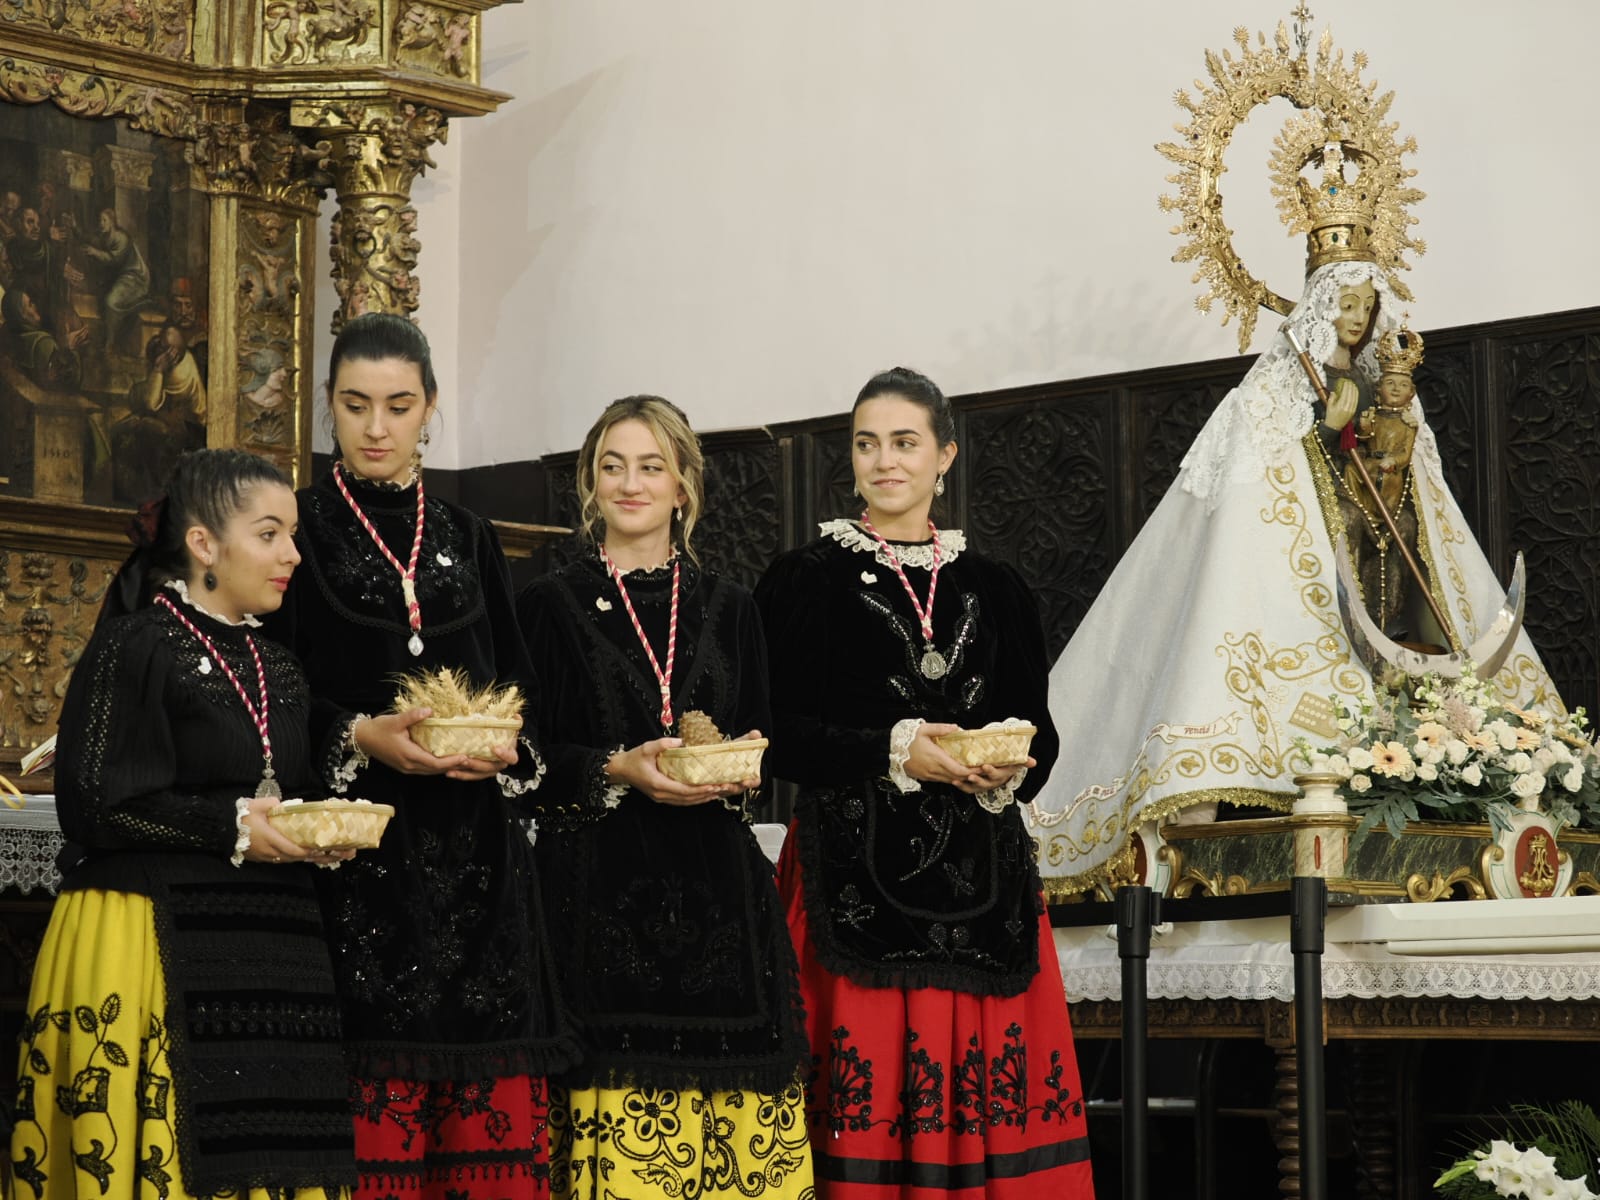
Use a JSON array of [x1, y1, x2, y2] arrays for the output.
[[198, 656, 212, 675], [255, 774, 281, 800], [436, 552, 453, 567], [920, 648, 947, 679], [407, 633, 424, 657]]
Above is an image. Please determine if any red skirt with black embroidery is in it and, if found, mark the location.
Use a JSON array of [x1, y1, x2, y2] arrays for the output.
[[778, 835, 1095, 1199], [349, 1074, 551, 1200]]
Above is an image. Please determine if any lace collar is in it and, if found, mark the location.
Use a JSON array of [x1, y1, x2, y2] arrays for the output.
[[163, 579, 263, 627], [819, 519, 966, 570], [593, 546, 682, 580]]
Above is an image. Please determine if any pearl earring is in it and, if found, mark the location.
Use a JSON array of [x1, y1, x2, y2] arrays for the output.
[[934, 473, 946, 497]]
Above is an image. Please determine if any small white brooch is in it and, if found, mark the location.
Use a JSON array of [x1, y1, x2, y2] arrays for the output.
[[595, 596, 613, 612], [436, 552, 453, 567], [198, 657, 213, 675], [860, 571, 877, 584]]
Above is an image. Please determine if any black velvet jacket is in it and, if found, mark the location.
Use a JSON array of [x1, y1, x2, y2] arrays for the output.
[[262, 470, 576, 1083], [517, 555, 807, 1094], [755, 523, 1059, 998], [51, 598, 353, 1196]]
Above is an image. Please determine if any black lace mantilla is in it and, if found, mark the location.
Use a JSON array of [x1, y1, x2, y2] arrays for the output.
[[756, 536, 1062, 998]]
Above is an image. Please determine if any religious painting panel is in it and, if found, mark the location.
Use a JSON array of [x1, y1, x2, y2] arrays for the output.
[[0, 101, 210, 507]]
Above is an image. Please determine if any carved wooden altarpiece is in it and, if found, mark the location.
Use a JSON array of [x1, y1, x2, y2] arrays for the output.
[[0, 0, 513, 781]]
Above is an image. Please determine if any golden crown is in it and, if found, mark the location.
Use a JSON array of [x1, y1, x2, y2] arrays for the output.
[[1376, 324, 1425, 376], [1296, 142, 1378, 271], [1159, 8, 1426, 350]]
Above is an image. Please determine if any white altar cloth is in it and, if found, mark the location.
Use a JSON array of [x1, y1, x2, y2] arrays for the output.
[[1056, 898, 1600, 1004]]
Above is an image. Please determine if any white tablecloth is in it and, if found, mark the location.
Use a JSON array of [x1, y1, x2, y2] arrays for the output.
[[1056, 900, 1600, 1004], [0, 794, 63, 895]]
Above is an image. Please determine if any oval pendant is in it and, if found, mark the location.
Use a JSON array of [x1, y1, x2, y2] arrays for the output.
[[921, 649, 947, 679], [408, 633, 424, 657]]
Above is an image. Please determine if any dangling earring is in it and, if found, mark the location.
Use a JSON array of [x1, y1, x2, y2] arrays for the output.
[[674, 505, 683, 523], [934, 472, 946, 497], [203, 567, 217, 591], [852, 482, 860, 498], [421, 425, 432, 446]]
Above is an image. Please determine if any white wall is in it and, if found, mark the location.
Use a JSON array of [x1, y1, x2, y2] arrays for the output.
[[402, 0, 1598, 467]]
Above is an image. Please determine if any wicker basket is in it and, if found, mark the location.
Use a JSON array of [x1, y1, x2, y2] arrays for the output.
[[936, 723, 1037, 767], [409, 716, 521, 761], [268, 800, 395, 851], [658, 737, 769, 785]]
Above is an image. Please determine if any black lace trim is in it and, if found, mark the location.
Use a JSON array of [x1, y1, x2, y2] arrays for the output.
[[344, 1037, 582, 1085]]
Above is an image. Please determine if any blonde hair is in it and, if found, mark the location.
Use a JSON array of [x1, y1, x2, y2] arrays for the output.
[[576, 396, 705, 561]]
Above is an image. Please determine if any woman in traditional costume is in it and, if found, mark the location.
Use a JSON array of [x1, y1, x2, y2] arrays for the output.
[[11, 449, 356, 1199], [755, 369, 1094, 1198], [516, 396, 813, 1200], [262, 314, 575, 1200]]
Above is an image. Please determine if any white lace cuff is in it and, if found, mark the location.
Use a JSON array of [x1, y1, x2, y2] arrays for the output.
[[888, 718, 924, 794], [498, 736, 548, 798], [329, 713, 370, 794], [599, 746, 629, 809], [231, 797, 253, 867], [975, 766, 1028, 814]]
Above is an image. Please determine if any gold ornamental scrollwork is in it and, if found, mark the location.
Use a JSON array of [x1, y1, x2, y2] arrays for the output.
[[294, 99, 446, 327], [263, 0, 383, 68], [1, 0, 193, 61], [0, 549, 115, 758], [1157, 11, 1425, 350], [0, 56, 193, 138], [395, 2, 478, 79]]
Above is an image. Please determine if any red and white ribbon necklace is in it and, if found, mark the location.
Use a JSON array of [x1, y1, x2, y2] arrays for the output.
[[599, 547, 680, 728], [333, 460, 428, 656], [860, 514, 947, 679], [155, 591, 280, 798]]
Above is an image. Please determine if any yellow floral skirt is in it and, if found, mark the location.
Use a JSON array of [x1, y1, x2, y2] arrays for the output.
[[8, 888, 348, 1200], [549, 1081, 815, 1200]]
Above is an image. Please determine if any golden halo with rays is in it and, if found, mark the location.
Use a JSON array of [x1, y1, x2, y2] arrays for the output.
[[1157, 12, 1426, 352]]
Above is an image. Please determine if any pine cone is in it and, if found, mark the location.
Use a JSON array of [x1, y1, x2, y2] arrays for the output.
[[678, 710, 724, 746]]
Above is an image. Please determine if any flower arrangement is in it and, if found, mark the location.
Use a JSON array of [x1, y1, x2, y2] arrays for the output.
[[1434, 1102, 1600, 1199], [1294, 669, 1600, 843]]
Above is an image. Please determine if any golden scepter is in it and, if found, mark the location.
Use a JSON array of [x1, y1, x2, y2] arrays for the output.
[[1282, 325, 1453, 645]]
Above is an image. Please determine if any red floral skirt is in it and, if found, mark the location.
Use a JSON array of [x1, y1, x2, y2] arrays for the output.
[[350, 1073, 551, 1200], [779, 832, 1094, 1199]]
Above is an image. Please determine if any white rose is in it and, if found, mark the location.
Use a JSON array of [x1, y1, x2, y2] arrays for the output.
[[1487, 719, 1519, 750], [1512, 772, 1546, 799], [1416, 762, 1438, 781], [1348, 747, 1374, 771], [1507, 752, 1533, 774], [1326, 754, 1351, 778], [1461, 763, 1484, 787], [1533, 747, 1558, 773], [1563, 765, 1584, 793], [1422, 743, 1446, 766], [1445, 739, 1470, 765], [1348, 774, 1371, 793]]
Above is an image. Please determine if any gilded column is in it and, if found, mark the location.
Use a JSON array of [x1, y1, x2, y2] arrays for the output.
[[292, 99, 445, 330]]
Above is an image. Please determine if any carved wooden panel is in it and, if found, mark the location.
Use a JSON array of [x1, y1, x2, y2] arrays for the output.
[[1414, 335, 1481, 537], [960, 395, 1117, 658], [695, 432, 779, 592], [1128, 375, 1234, 531], [1498, 326, 1600, 714]]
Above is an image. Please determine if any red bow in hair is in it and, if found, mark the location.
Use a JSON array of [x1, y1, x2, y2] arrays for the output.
[[127, 495, 167, 548]]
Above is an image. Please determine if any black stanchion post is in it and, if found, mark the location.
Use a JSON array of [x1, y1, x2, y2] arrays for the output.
[[1291, 874, 1328, 1200], [1116, 885, 1158, 1200]]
